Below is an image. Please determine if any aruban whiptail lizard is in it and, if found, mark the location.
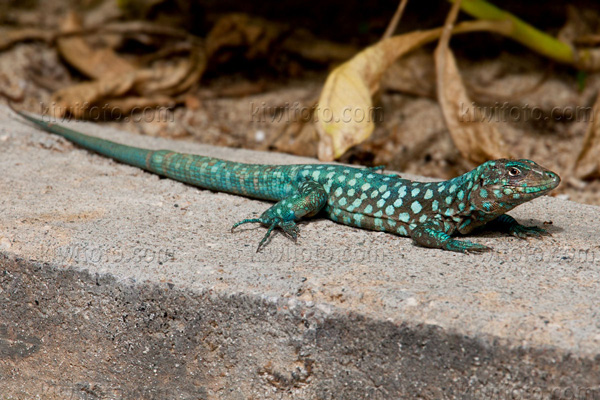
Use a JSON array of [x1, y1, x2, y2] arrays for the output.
[[13, 109, 560, 253]]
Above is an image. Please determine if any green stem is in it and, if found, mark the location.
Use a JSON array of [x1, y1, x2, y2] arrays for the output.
[[452, 0, 574, 64]]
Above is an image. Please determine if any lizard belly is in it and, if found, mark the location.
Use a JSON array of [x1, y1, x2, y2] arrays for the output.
[[324, 205, 411, 237]]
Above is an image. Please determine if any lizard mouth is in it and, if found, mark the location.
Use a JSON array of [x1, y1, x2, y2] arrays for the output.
[[507, 178, 560, 195]]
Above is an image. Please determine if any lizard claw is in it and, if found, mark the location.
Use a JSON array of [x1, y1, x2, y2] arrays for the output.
[[509, 225, 550, 239]]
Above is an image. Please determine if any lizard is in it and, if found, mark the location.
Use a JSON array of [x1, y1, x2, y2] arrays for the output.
[[12, 109, 561, 253]]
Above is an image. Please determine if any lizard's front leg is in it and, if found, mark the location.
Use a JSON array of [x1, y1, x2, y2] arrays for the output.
[[410, 221, 491, 253], [231, 180, 327, 251], [487, 214, 550, 239]]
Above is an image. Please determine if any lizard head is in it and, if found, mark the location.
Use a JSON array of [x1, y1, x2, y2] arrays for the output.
[[470, 159, 560, 214]]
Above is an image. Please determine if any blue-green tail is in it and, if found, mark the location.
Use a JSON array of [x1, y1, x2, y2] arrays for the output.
[[16, 110, 295, 201], [16, 111, 152, 170]]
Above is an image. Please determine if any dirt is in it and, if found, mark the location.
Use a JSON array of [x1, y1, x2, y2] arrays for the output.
[[1, 1, 599, 206]]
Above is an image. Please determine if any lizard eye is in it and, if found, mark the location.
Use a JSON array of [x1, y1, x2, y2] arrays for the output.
[[508, 167, 521, 177]]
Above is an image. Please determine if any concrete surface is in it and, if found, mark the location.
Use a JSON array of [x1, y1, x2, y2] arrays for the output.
[[1, 104, 600, 399]]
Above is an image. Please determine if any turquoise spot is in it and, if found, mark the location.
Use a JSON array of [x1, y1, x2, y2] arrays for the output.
[[385, 205, 395, 215], [424, 189, 433, 200], [445, 208, 454, 216], [353, 213, 364, 226], [364, 204, 373, 213], [457, 190, 464, 200], [339, 197, 347, 206], [327, 166, 335, 170], [411, 188, 420, 197], [437, 184, 445, 192], [361, 183, 371, 191], [397, 226, 408, 236], [399, 212, 410, 222], [467, 180, 473, 189], [445, 196, 453, 204], [411, 201, 422, 214], [432, 200, 439, 212], [374, 210, 383, 218], [382, 191, 391, 199], [483, 202, 491, 210], [355, 173, 363, 178], [393, 199, 402, 207], [348, 188, 355, 197], [371, 190, 379, 199], [449, 184, 457, 193], [312, 171, 321, 179], [493, 190, 503, 199], [374, 218, 384, 229], [377, 199, 386, 208], [419, 214, 428, 223], [458, 202, 465, 211], [398, 186, 407, 198], [326, 172, 335, 179], [367, 174, 374, 179], [379, 185, 388, 192], [348, 179, 356, 186], [387, 219, 396, 227], [479, 189, 488, 198], [352, 198, 362, 208], [338, 175, 346, 182], [335, 187, 343, 197]]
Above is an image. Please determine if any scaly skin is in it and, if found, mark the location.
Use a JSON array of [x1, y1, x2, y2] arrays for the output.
[[15, 110, 561, 252]]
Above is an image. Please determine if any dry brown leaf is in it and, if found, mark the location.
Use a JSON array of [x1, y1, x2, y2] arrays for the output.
[[434, 0, 508, 164], [314, 18, 513, 161], [51, 73, 138, 118], [315, 29, 444, 161], [51, 47, 205, 118], [0, 27, 53, 51], [56, 12, 136, 80], [205, 13, 284, 59], [574, 94, 600, 179]]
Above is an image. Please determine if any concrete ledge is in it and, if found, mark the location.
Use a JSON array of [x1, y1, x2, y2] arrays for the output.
[[1, 106, 600, 398]]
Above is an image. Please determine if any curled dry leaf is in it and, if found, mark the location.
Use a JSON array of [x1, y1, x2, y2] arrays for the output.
[[51, 47, 205, 118], [574, 94, 600, 179], [57, 12, 136, 80], [0, 27, 53, 51], [314, 19, 512, 161], [434, 0, 508, 164], [50, 11, 206, 118], [315, 29, 442, 161], [205, 13, 284, 59]]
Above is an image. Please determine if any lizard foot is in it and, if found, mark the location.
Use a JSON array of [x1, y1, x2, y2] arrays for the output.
[[508, 224, 550, 239], [444, 239, 492, 253]]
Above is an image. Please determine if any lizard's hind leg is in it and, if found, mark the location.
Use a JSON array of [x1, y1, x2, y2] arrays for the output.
[[231, 180, 327, 251]]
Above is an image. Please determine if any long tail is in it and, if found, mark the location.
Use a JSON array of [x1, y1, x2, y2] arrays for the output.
[[14, 109, 152, 170], [13, 109, 294, 201]]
